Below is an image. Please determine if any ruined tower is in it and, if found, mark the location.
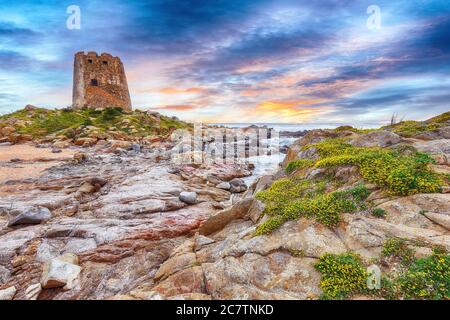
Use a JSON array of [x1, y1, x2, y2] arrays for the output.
[[72, 51, 132, 111]]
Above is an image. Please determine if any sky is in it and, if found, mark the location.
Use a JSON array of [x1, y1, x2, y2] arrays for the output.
[[0, 0, 449, 126]]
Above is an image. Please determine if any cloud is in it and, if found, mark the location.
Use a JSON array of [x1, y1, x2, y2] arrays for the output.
[[0, 22, 41, 44], [154, 104, 197, 111], [0, 0, 449, 124], [158, 87, 208, 94], [0, 50, 37, 71]]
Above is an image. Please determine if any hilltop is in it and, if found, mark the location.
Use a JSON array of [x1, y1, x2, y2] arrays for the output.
[[0, 105, 191, 147]]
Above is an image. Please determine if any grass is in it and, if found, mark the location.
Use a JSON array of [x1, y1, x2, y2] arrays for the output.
[[396, 248, 450, 299], [255, 136, 444, 235], [382, 111, 449, 137], [306, 138, 443, 196], [285, 159, 314, 174], [316, 246, 449, 300], [386, 120, 440, 137], [254, 182, 370, 235], [314, 253, 368, 300], [371, 208, 386, 218], [0, 106, 191, 138], [381, 238, 415, 265], [333, 125, 375, 134]]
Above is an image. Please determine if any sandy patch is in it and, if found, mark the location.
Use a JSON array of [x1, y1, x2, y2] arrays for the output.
[[0, 143, 75, 182]]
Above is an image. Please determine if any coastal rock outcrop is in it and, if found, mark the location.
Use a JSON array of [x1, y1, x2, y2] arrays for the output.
[[115, 116, 449, 300], [0, 109, 448, 300]]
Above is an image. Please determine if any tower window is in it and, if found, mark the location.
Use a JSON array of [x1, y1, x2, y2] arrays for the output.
[[88, 59, 93, 63], [91, 79, 98, 86], [102, 61, 108, 65]]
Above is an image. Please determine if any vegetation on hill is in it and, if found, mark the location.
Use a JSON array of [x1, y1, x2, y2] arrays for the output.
[[315, 244, 449, 300], [307, 138, 442, 195], [382, 111, 450, 137], [255, 112, 449, 235], [253, 111, 449, 300], [256, 141, 443, 235], [0, 106, 191, 140]]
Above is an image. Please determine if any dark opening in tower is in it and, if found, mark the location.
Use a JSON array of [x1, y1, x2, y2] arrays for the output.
[[91, 79, 98, 86]]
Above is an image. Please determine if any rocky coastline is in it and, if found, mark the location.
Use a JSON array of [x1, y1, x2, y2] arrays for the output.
[[0, 107, 449, 300]]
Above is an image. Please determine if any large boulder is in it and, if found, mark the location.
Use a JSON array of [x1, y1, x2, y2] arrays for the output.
[[414, 126, 450, 140], [131, 143, 141, 153], [350, 130, 402, 148], [0, 286, 16, 300], [1, 126, 16, 137], [73, 152, 87, 162], [41, 253, 81, 290], [216, 182, 231, 190], [7, 133, 33, 144], [7, 206, 52, 227], [24, 283, 42, 300], [199, 197, 254, 235], [179, 191, 197, 205], [412, 139, 450, 164], [53, 140, 71, 149], [0, 265, 11, 285], [24, 104, 38, 111], [74, 137, 97, 147], [108, 140, 132, 151], [282, 129, 338, 166], [229, 178, 247, 193]]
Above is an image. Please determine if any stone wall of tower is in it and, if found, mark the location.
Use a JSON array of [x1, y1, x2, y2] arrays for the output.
[[72, 51, 132, 112]]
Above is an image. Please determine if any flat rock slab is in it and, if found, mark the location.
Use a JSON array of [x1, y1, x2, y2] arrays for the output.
[[8, 207, 52, 227], [41, 257, 81, 290], [0, 286, 16, 300]]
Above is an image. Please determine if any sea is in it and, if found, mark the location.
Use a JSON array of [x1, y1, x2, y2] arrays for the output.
[[207, 122, 382, 184], [207, 123, 331, 184]]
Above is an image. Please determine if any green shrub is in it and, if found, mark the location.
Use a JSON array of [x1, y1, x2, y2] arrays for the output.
[[382, 238, 415, 265], [384, 118, 446, 137], [396, 250, 450, 299], [255, 183, 369, 234], [254, 215, 288, 236], [314, 248, 449, 300], [83, 118, 93, 126], [101, 107, 123, 121], [284, 191, 357, 227], [302, 138, 353, 158], [315, 253, 368, 300], [255, 178, 311, 216], [333, 125, 355, 132], [348, 184, 371, 201], [426, 111, 450, 124], [285, 159, 314, 174], [333, 126, 375, 134], [310, 139, 442, 195], [376, 276, 399, 300], [0, 106, 191, 139], [19, 110, 86, 137], [371, 208, 386, 218]]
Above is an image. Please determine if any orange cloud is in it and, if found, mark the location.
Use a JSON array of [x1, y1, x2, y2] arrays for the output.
[[156, 105, 196, 111], [241, 90, 261, 96], [159, 87, 207, 94], [252, 99, 333, 121], [257, 99, 323, 111], [235, 63, 272, 74]]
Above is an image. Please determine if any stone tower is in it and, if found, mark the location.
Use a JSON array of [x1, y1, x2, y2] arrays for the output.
[[72, 51, 132, 111]]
